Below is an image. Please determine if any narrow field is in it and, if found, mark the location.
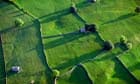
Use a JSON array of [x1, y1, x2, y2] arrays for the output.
[[83, 58, 137, 84], [0, 2, 51, 84]]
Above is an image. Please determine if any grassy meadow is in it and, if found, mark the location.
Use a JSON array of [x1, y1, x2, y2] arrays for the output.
[[0, 0, 140, 84]]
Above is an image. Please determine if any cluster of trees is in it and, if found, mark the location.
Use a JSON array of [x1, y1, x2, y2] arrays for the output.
[[120, 35, 132, 50], [103, 35, 132, 51]]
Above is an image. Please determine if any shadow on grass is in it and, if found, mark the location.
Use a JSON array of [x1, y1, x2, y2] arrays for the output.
[[0, 26, 16, 34], [43, 32, 87, 49], [0, 19, 39, 35], [0, 36, 6, 84], [0, 1, 23, 17], [72, 13, 86, 23], [39, 1, 90, 23], [102, 13, 137, 25], [6, 70, 17, 77], [39, 8, 71, 23], [43, 30, 105, 50], [128, 62, 140, 72], [27, 20, 53, 83], [42, 30, 80, 39], [76, 1, 92, 8], [93, 32, 105, 47], [112, 57, 140, 84], [69, 65, 92, 84], [55, 49, 103, 70], [115, 42, 129, 51], [0, 2, 10, 8]]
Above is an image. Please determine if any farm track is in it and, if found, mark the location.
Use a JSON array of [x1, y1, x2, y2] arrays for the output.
[[0, 36, 6, 84]]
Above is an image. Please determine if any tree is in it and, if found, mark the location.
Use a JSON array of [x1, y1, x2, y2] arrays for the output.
[[119, 35, 132, 50], [135, 6, 140, 13], [52, 69, 60, 84], [103, 40, 114, 50], [120, 35, 127, 44], [85, 24, 97, 32], [70, 2, 77, 13], [125, 42, 132, 50], [52, 69, 60, 77], [15, 18, 24, 27]]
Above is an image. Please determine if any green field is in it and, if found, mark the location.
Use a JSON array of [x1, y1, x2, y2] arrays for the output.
[[0, 0, 140, 84], [0, 2, 51, 84]]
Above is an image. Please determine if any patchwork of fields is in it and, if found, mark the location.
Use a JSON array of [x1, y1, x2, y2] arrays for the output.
[[0, 0, 140, 84]]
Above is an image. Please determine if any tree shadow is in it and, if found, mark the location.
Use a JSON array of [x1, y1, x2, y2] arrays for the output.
[[39, 1, 90, 23], [39, 8, 71, 23], [43, 32, 87, 49], [55, 49, 103, 70], [95, 50, 123, 61], [42, 30, 80, 39], [102, 13, 137, 25]]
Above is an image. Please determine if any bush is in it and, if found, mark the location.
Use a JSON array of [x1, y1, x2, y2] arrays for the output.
[[135, 6, 140, 13], [70, 2, 77, 13], [85, 24, 97, 32], [15, 18, 24, 27], [120, 35, 127, 44], [52, 69, 60, 77], [125, 42, 132, 50], [70, 6, 77, 13], [103, 40, 114, 50], [119, 35, 132, 50]]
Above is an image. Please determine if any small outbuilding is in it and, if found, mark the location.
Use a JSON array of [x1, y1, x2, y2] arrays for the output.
[[79, 24, 97, 33], [11, 66, 21, 73], [79, 28, 86, 33], [88, 0, 96, 3]]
